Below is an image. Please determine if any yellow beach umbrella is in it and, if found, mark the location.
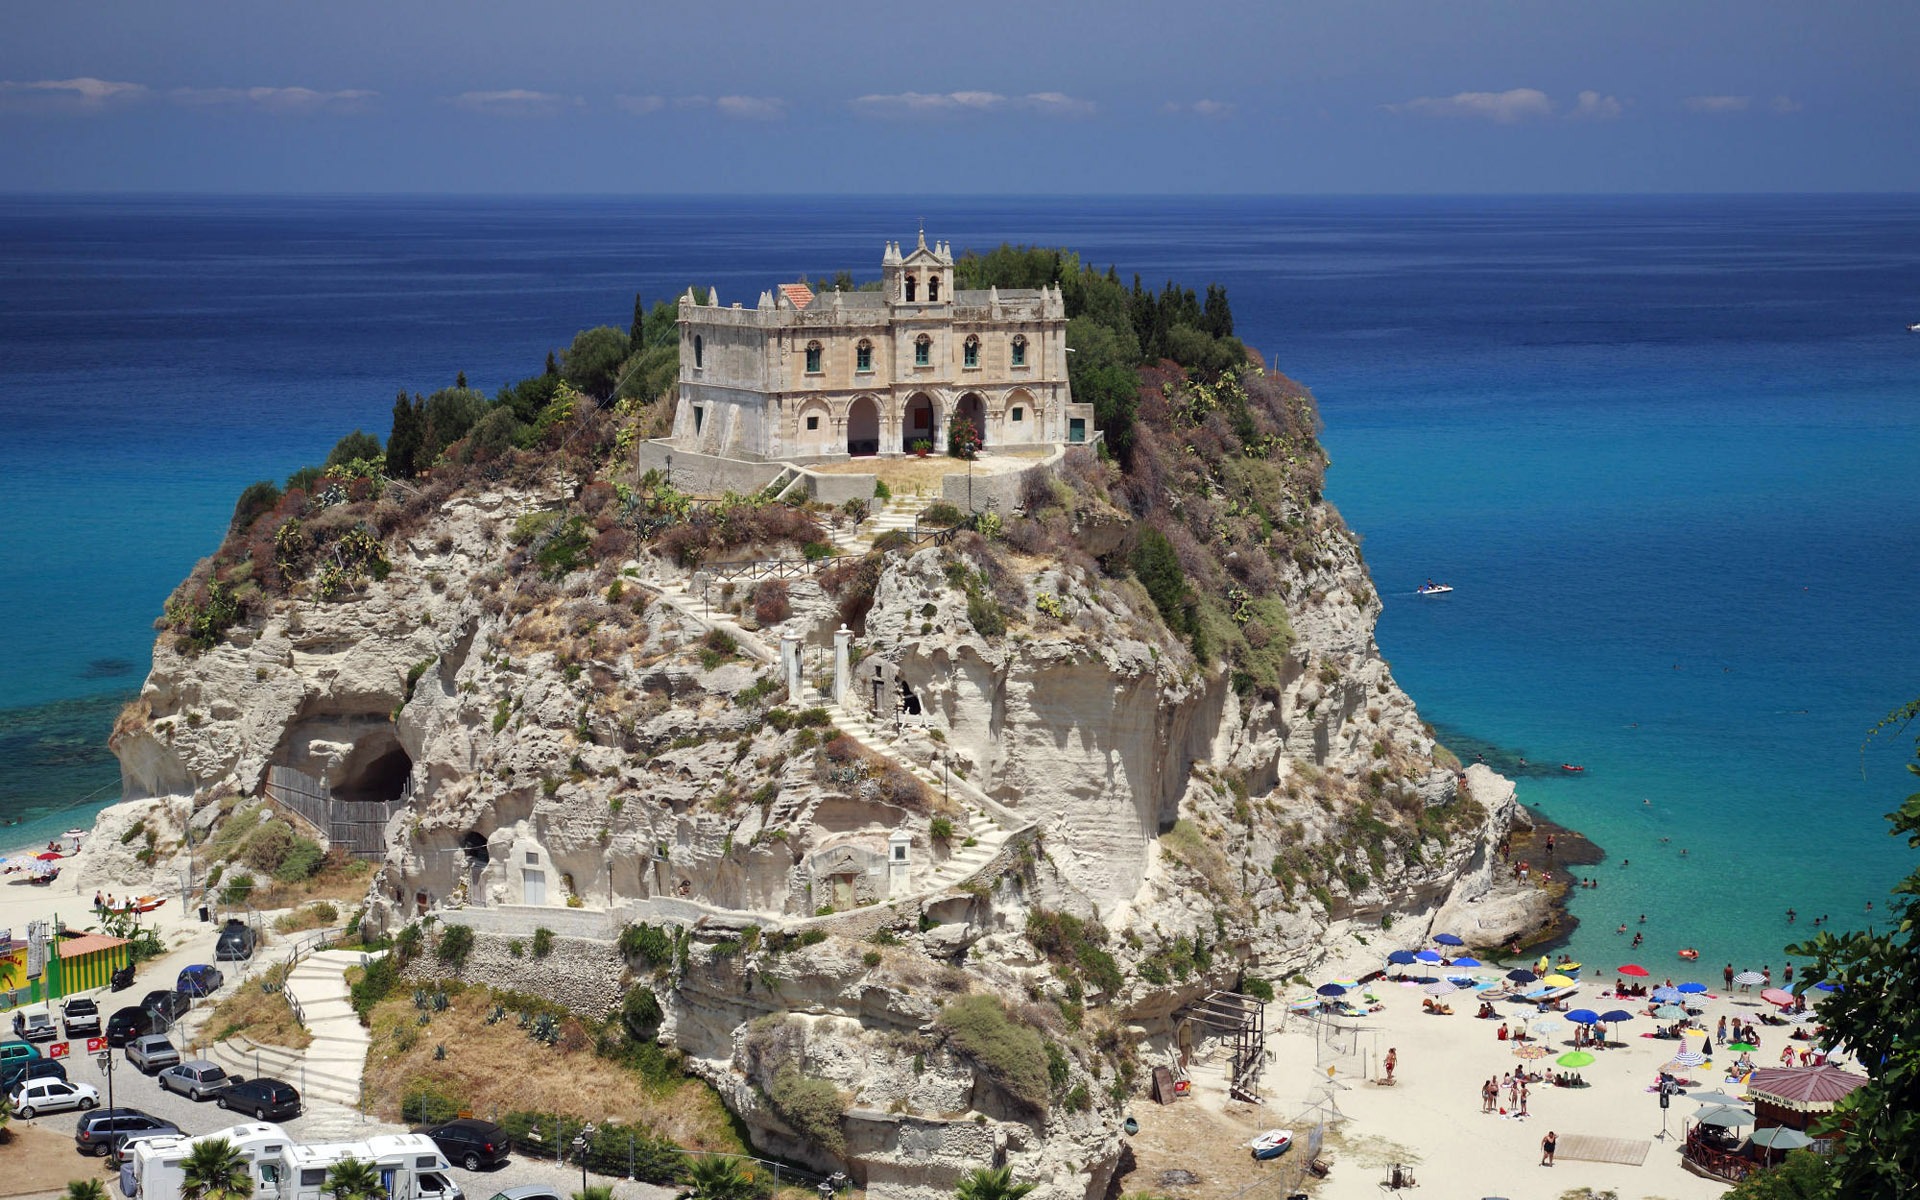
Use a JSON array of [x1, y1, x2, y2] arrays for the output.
[[1542, 974, 1576, 988], [1684, 1028, 1708, 1038]]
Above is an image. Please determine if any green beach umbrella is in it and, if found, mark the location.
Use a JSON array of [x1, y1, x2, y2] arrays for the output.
[[1728, 1042, 1758, 1052], [1556, 1051, 1595, 1068]]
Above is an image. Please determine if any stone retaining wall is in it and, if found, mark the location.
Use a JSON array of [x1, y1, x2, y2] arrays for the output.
[[407, 923, 627, 1020]]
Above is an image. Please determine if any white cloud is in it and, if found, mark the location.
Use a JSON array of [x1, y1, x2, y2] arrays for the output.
[[0, 76, 147, 109], [1770, 94, 1804, 114], [1388, 88, 1553, 123], [171, 86, 375, 113], [851, 90, 1094, 119], [447, 89, 580, 116], [615, 94, 666, 115], [1568, 90, 1623, 120], [1684, 94, 1751, 114], [1164, 98, 1235, 118], [715, 95, 786, 120]]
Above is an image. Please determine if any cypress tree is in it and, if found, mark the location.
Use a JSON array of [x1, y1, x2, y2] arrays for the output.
[[630, 293, 646, 347], [455, 370, 467, 389], [544, 350, 559, 378], [387, 390, 424, 479]]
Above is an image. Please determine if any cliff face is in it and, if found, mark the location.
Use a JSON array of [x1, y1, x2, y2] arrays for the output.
[[113, 407, 1540, 1200]]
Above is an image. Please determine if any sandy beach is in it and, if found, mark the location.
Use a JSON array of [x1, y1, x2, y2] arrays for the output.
[[1127, 963, 1841, 1200]]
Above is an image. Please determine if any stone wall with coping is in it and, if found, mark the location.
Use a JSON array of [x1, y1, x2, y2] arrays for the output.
[[406, 922, 627, 1020], [800, 469, 878, 506], [635, 439, 784, 494]]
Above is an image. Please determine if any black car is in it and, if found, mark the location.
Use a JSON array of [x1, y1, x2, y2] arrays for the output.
[[214, 920, 256, 962], [105, 1006, 157, 1047], [217, 1077, 300, 1121], [419, 1118, 512, 1170], [140, 989, 191, 1023], [74, 1108, 181, 1157]]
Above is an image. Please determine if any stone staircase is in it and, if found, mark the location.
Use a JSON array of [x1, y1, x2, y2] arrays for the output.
[[828, 494, 934, 555], [202, 948, 374, 1110]]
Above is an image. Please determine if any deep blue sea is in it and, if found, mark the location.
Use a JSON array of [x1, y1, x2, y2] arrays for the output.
[[3, 195, 1917, 974]]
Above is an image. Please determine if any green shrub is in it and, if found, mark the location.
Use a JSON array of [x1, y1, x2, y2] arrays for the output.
[[535, 516, 594, 579], [272, 837, 325, 884], [510, 510, 560, 546], [621, 986, 664, 1038], [435, 924, 475, 969], [351, 953, 401, 1018], [531, 927, 554, 958], [924, 501, 965, 526], [1025, 909, 1125, 998], [619, 922, 674, 966], [936, 994, 1050, 1113], [218, 872, 255, 906], [1241, 976, 1275, 1002], [768, 1068, 847, 1154], [930, 816, 954, 842], [401, 1083, 463, 1124], [873, 480, 891, 501]]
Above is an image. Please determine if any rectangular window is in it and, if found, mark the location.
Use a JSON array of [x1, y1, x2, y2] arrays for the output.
[[805, 345, 822, 373], [915, 340, 931, 366], [856, 344, 872, 372], [1011, 407, 1024, 422], [693, 405, 704, 434], [1069, 418, 1086, 443], [806, 415, 820, 431]]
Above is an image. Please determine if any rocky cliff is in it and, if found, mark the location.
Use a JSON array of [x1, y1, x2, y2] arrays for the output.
[[110, 367, 1547, 1200]]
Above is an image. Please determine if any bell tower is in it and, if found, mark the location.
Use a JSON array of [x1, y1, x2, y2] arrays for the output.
[[885, 227, 953, 306]]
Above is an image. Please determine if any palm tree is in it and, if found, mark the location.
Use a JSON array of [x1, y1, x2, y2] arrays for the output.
[[955, 1166, 1036, 1200], [66, 1181, 108, 1200], [323, 1158, 385, 1200], [180, 1138, 254, 1200], [683, 1157, 756, 1200], [571, 1187, 615, 1200]]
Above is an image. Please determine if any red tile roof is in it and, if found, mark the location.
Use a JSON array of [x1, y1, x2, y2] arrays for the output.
[[779, 282, 814, 310]]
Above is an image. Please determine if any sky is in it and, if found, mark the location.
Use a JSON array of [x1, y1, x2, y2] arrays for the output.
[[3, 0, 1918, 194]]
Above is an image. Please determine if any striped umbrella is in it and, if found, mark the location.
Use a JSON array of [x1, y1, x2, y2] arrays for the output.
[[1515, 1044, 1551, 1059], [1423, 980, 1458, 996], [1666, 1049, 1708, 1068], [1655, 1004, 1689, 1019], [1733, 971, 1766, 987], [1653, 986, 1684, 1003]]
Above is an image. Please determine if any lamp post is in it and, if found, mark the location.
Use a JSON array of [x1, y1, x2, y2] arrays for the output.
[[574, 1123, 596, 1193]]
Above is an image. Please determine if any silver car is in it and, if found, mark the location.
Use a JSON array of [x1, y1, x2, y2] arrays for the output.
[[125, 1034, 181, 1075], [158, 1059, 233, 1101]]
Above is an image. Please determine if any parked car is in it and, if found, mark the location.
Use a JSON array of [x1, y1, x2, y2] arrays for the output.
[[12, 1008, 57, 1042], [217, 1077, 300, 1121], [0, 1039, 40, 1069], [176, 964, 225, 997], [75, 1108, 181, 1156], [484, 1188, 564, 1200], [105, 1006, 157, 1047], [141, 989, 191, 1023], [126, 1034, 181, 1075], [419, 1118, 512, 1170], [214, 919, 256, 962], [158, 1060, 234, 1101], [3, 1055, 67, 1092], [62, 996, 102, 1037], [9, 1077, 100, 1119]]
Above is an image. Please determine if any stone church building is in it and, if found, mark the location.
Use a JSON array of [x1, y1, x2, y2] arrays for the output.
[[668, 232, 1093, 462]]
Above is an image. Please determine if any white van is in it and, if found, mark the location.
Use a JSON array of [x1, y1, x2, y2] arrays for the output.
[[130, 1123, 459, 1200]]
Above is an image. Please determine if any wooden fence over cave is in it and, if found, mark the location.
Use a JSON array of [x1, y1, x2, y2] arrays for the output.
[[264, 764, 410, 859]]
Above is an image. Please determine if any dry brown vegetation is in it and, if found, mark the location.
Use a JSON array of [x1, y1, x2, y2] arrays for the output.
[[359, 983, 743, 1153], [204, 960, 313, 1050]]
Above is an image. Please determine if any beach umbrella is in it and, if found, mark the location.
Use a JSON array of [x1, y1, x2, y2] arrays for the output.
[[1434, 933, 1465, 946], [1315, 982, 1348, 997], [34, 851, 62, 861], [1618, 964, 1650, 977], [1423, 980, 1458, 996], [1761, 988, 1794, 1007], [1655, 1004, 1689, 1019], [1530, 1017, 1563, 1035], [1386, 950, 1418, 966], [1667, 1050, 1708, 1068], [1733, 971, 1766, 987], [1690, 1091, 1750, 1108], [1451, 956, 1483, 967], [1813, 981, 1838, 992], [1567, 1008, 1601, 1025], [1749, 1127, 1814, 1150], [1414, 949, 1444, 963], [1507, 969, 1538, 983], [1541, 974, 1576, 988], [1677, 982, 1709, 994], [1557, 1051, 1595, 1068], [1727, 1042, 1758, 1053], [1695, 1105, 1756, 1129], [1515, 1044, 1551, 1059], [1600, 1009, 1634, 1024], [1652, 986, 1683, 1002]]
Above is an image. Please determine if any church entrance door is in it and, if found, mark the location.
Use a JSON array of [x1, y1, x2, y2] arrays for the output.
[[902, 393, 936, 454], [847, 397, 880, 456]]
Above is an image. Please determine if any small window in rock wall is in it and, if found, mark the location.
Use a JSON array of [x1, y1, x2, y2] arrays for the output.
[[805, 341, 823, 374], [915, 335, 932, 366], [806, 415, 820, 431], [1011, 335, 1027, 366], [1011, 406, 1024, 422], [963, 336, 980, 368], [525, 851, 539, 864], [856, 339, 873, 372]]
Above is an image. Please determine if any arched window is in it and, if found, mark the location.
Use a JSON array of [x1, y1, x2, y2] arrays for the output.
[[1011, 335, 1027, 367], [929, 276, 941, 302], [694, 335, 704, 369], [963, 335, 980, 368], [805, 341, 823, 374], [915, 335, 932, 367], [856, 339, 873, 373], [905, 275, 917, 302]]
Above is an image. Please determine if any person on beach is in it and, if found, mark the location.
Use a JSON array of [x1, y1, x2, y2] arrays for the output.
[[93, 889, 103, 909], [1483, 1077, 1498, 1112], [1384, 1047, 1397, 1082], [1718, 1015, 1728, 1041], [1541, 1130, 1557, 1166], [1519, 1080, 1530, 1116], [1725, 963, 1735, 988], [1784, 963, 1794, 984]]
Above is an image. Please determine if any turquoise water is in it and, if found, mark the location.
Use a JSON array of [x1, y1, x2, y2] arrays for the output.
[[1, 196, 1915, 975]]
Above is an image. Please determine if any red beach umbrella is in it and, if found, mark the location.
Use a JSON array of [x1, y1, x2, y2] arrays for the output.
[[1618, 964, 1650, 977], [1760, 988, 1795, 1007], [34, 851, 64, 861]]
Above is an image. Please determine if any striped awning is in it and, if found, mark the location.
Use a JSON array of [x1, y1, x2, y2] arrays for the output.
[[1746, 1064, 1869, 1113]]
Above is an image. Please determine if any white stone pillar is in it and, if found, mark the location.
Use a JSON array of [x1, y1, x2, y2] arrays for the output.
[[781, 632, 802, 704], [832, 625, 853, 707], [887, 830, 913, 897]]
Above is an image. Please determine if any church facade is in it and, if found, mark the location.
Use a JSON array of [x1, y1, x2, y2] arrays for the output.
[[668, 233, 1093, 462]]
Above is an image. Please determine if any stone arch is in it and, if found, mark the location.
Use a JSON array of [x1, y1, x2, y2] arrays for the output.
[[901, 391, 940, 453], [1004, 387, 1035, 438], [847, 395, 881, 457], [795, 397, 833, 457], [954, 392, 988, 449]]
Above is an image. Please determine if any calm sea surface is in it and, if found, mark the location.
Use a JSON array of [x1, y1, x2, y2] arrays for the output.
[[3, 195, 1916, 972]]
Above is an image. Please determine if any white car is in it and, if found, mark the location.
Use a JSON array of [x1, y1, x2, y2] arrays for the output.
[[9, 1077, 101, 1119]]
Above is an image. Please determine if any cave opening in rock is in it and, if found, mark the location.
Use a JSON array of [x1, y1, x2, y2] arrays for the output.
[[460, 831, 490, 864], [333, 729, 414, 805]]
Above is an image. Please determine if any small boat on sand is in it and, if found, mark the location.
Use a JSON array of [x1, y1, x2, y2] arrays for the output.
[[1249, 1129, 1294, 1159], [65, 828, 88, 840]]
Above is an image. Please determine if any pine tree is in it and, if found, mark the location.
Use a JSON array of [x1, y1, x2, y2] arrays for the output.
[[455, 370, 467, 389], [545, 350, 559, 377], [1203, 283, 1235, 339]]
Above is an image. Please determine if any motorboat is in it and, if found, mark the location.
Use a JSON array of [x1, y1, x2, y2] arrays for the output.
[[1414, 583, 1454, 596], [1249, 1129, 1294, 1160], [1561, 764, 1585, 773]]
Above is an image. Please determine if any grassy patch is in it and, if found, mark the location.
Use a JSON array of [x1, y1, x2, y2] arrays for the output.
[[936, 994, 1050, 1115], [205, 961, 313, 1050]]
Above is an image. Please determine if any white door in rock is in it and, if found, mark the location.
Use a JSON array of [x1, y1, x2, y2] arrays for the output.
[[523, 868, 546, 905]]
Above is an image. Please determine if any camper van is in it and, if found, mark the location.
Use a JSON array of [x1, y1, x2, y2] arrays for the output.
[[129, 1123, 462, 1200]]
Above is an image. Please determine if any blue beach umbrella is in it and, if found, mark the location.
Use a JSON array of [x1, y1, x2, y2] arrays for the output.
[[1316, 982, 1348, 997], [1653, 986, 1684, 1003], [1386, 950, 1418, 965], [1814, 981, 1839, 992], [1434, 933, 1466, 946], [1452, 956, 1483, 967], [1415, 950, 1444, 963], [1677, 982, 1709, 994], [1507, 969, 1538, 983], [1600, 1009, 1635, 1024], [1567, 1008, 1601, 1025]]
